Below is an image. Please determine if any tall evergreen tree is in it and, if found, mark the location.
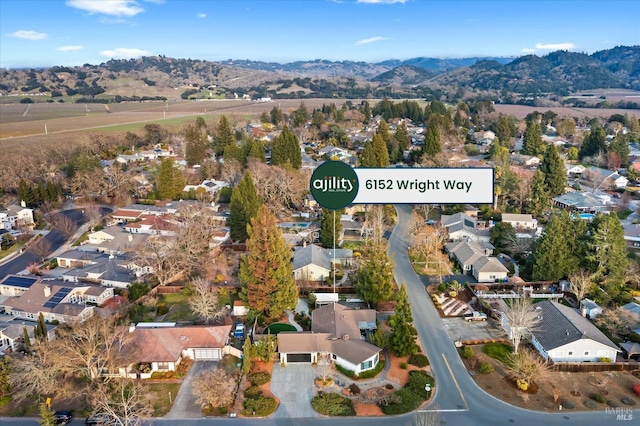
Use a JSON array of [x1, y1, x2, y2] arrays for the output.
[[271, 125, 301, 169], [213, 115, 235, 156], [376, 120, 393, 157], [270, 106, 284, 126], [522, 120, 544, 156], [579, 126, 607, 159], [388, 283, 418, 356], [156, 158, 185, 200], [244, 138, 266, 163], [22, 326, 31, 351], [292, 102, 309, 128], [422, 123, 441, 158], [495, 115, 512, 147], [35, 312, 47, 341], [319, 208, 344, 248], [362, 101, 371, 124], [608, 133, 630, 167], [184, 123, 208, 166], [393, 121, 411, 160], [528, 170, 549, 216], [532, 211, 584, 280], [540, 144, 567, 197], [371, 133, 390, 167], [359, 140, 377, 167], [586, 213, 628, 294], [355, 241, 396, 306], [228, 172, 262, 242], [239, 205, 297, 319]]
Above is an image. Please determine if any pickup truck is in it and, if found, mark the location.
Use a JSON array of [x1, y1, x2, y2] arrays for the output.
[[464, 311, 487, 322], [233, 323, 246, 339]]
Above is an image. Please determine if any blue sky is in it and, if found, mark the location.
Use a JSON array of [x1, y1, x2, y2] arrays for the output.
[[1, 0, 638, 69]]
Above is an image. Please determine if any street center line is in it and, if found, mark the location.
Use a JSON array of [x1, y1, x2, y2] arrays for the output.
[[442, 352, 468, 410]]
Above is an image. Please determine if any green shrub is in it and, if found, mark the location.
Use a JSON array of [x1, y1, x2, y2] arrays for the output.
[[598, 357, 612, 363], [461, 346, 474, 359], [156, 302, 168, 316], [243, 396, 277, 416], [405, 371, 434, 398], [399, 362, 408, 370], [335, 364, 355, 378], [408, 354, 429, 367], [479, 362, 494, 374], [247, 372, 271, 386], [357, 360, 385, 379], [481, 343, 513, 364], [311, 392, 355, 416], [438, 283, 447, 292], [589, 393, 606, 404], [244, 386, 262, 398], [379, 388, 422, 415]]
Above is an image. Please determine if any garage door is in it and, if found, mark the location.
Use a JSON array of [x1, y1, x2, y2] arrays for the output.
[[194, 349, 221, 360], [286, 353, 312, 363]]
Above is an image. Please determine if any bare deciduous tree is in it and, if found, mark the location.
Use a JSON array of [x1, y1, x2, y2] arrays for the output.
[[595, 308, 640, 340], [84, 205, 104, 231], [134, 236, 182, 286], [52, 213, 78, 238], [315, 352, 334, 383], [90, 379, 153, 426], [362, 205, 387, 246], [505, 348, 551, 388], [413, 407, 443, 426], [502, 297, 540, 354], [55, 316, 131, 382], [9, 342, 66, 403], [29, 236, 52, 262], [191, 369, 235, 410], [569, 269, 595, 301], [188, 278, 225, 324]]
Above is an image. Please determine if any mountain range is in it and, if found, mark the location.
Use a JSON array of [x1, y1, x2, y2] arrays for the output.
[[1, 46, 638, 102]]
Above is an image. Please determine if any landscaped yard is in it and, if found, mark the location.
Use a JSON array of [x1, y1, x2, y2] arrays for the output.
[[147, 382, 182, 416], [158, 293, 197, 322], [463, 344, 640, 412], [263, 323, 297, 334]]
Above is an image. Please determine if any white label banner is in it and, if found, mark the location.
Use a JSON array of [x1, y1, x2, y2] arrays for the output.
[[353, 168, 494, 204]]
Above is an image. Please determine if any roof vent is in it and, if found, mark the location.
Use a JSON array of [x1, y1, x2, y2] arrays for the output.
[[342, 334, 349, 341]]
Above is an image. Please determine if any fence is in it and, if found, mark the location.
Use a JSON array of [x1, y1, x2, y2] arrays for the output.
[[477, 292, 563, 299], [224, 345, 243, 359], [551, 362, 640, 373]]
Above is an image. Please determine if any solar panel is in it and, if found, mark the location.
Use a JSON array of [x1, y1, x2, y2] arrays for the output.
[[2, 275, 38, 288], [43, 287, 72, 308]]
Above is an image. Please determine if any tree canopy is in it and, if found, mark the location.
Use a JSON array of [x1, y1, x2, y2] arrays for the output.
[[228, 172, 262, 242]]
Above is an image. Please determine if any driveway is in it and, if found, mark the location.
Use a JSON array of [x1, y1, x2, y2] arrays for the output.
[[166, 361, 218, 419], [441, 317, 507, 342], [270, 363, 318, 418]]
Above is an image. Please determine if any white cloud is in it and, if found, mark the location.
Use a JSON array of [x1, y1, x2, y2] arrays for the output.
[[357, 0, 407, 4], [534, 42, 577, 50], [99, 47, 151, 59], [521, 48, 537, 53], [143, 0, 164, 3], [356, 36, 388, 46], [66, 0, 144, 17], [9, 30, 48, 40], [197, 13, 207, 18], [56, 45, 84, 51]]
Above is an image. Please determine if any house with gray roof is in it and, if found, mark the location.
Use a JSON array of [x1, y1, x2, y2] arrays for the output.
[[551, 191, 609, 213], [445, 241, 508, 283], [441, 212, 491, 243], [0, 317, 56, 353], [528, 300, 619, 363], [293, 244, 352, 282], [277, 303, 380, 375]]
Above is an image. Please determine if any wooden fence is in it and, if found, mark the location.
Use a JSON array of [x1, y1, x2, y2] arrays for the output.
[[551, 362, 640, 373]]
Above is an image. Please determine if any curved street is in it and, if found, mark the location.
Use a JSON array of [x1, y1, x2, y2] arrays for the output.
[[0, 205, 626, 426]]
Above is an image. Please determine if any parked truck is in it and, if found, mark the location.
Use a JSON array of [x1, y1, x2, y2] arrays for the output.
[[464, 311, 487, 322]]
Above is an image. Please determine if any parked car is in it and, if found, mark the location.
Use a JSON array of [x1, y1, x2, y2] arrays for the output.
[[85, 413, 116, 425], [233, 322, 246, 339], [54, 411, 72, 425], [464, 311, 487, 322]]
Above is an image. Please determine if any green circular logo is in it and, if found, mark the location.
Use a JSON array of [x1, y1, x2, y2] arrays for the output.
[[310, 161, 359, 210]]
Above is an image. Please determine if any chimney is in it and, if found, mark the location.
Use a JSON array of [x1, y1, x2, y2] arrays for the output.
[[129, 323, 136, 333], [128, 234, 133, 242], [44, 286, 51, 298], [20, 200, 26, 208], [581, 307, 587, 318], [342, 334, 349, 341]]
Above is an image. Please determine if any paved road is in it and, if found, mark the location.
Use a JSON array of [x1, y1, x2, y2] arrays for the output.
[[0, 208, 109, 278]]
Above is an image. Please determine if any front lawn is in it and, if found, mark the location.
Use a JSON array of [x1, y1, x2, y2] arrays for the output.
[[481, 342, 513, 364], [263, 323, 297, 334], [147, 382, 182, 416]]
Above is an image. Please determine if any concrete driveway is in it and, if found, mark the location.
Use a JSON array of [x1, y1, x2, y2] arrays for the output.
[[270, 363, 318, 418], [441, 317, 507, 342], [166, 361, 218, 419]]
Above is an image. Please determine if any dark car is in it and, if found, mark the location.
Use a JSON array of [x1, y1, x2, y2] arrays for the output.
[[85, 413, 116, 425], [54, 410, 72, 425]]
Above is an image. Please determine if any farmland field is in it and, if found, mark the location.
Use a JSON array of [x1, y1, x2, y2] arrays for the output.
[[493, 104, 640, 120], [0, 99, 354, 147]]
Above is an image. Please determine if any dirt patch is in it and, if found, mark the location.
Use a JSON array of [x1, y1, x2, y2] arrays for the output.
[[464, 346, 640, 411], [385, 353, 422, 385], [354, 402, 385, 416]]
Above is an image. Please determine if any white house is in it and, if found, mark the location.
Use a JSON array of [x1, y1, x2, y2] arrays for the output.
[[501, 213, 537, 230], [528, 300, 619, 363], [0, 203, 34, 231], [183, 179, 230, 195], [277, 303, 380, 375], [441, 212, 491, 243]]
